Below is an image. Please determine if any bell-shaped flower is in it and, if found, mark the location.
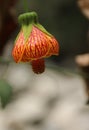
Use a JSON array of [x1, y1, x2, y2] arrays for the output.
[[12, 12, 59, 74]]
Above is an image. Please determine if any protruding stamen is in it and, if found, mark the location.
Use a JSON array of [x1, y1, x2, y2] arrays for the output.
[[31, 59, 45, 74]]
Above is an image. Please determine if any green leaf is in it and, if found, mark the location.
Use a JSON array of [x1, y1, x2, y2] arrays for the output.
[[0, 80, 12, 108]]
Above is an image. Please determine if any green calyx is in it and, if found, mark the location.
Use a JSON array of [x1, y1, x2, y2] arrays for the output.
[[18, 11, 52, 42], [18, 11, 38, 25]]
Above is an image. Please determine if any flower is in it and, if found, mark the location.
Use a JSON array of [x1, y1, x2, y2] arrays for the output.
[[12, 12, 59, 74]]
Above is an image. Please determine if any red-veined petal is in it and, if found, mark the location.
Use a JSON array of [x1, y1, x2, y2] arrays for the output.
[[12, 31, 25, 62]]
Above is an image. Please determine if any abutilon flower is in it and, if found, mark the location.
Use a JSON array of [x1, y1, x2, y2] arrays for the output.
[[12, 12, 59, 74]]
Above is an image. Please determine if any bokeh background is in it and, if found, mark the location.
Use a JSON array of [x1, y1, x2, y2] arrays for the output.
[[0, 0, 89, 130]]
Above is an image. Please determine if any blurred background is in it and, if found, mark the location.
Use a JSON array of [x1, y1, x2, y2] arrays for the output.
[[0, 0, 89, 130]]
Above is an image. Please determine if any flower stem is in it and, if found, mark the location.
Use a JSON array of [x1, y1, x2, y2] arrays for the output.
[[23, 0, 29, 12]]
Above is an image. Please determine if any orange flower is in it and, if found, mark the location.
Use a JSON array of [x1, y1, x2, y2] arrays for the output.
[[12, 12, 59, 74]]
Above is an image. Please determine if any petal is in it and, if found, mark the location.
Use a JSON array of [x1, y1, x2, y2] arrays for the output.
[[45, 35, 59, 57], [12, 31, 25, 62], [23, 26, 49, 60], [12, 26, 59, 62]]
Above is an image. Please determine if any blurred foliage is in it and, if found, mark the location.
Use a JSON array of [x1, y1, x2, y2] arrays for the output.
[[0, 79, 12, 108]]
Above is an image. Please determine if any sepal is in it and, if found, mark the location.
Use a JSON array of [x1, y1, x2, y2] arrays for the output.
[[18, 11, 52, 42]]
